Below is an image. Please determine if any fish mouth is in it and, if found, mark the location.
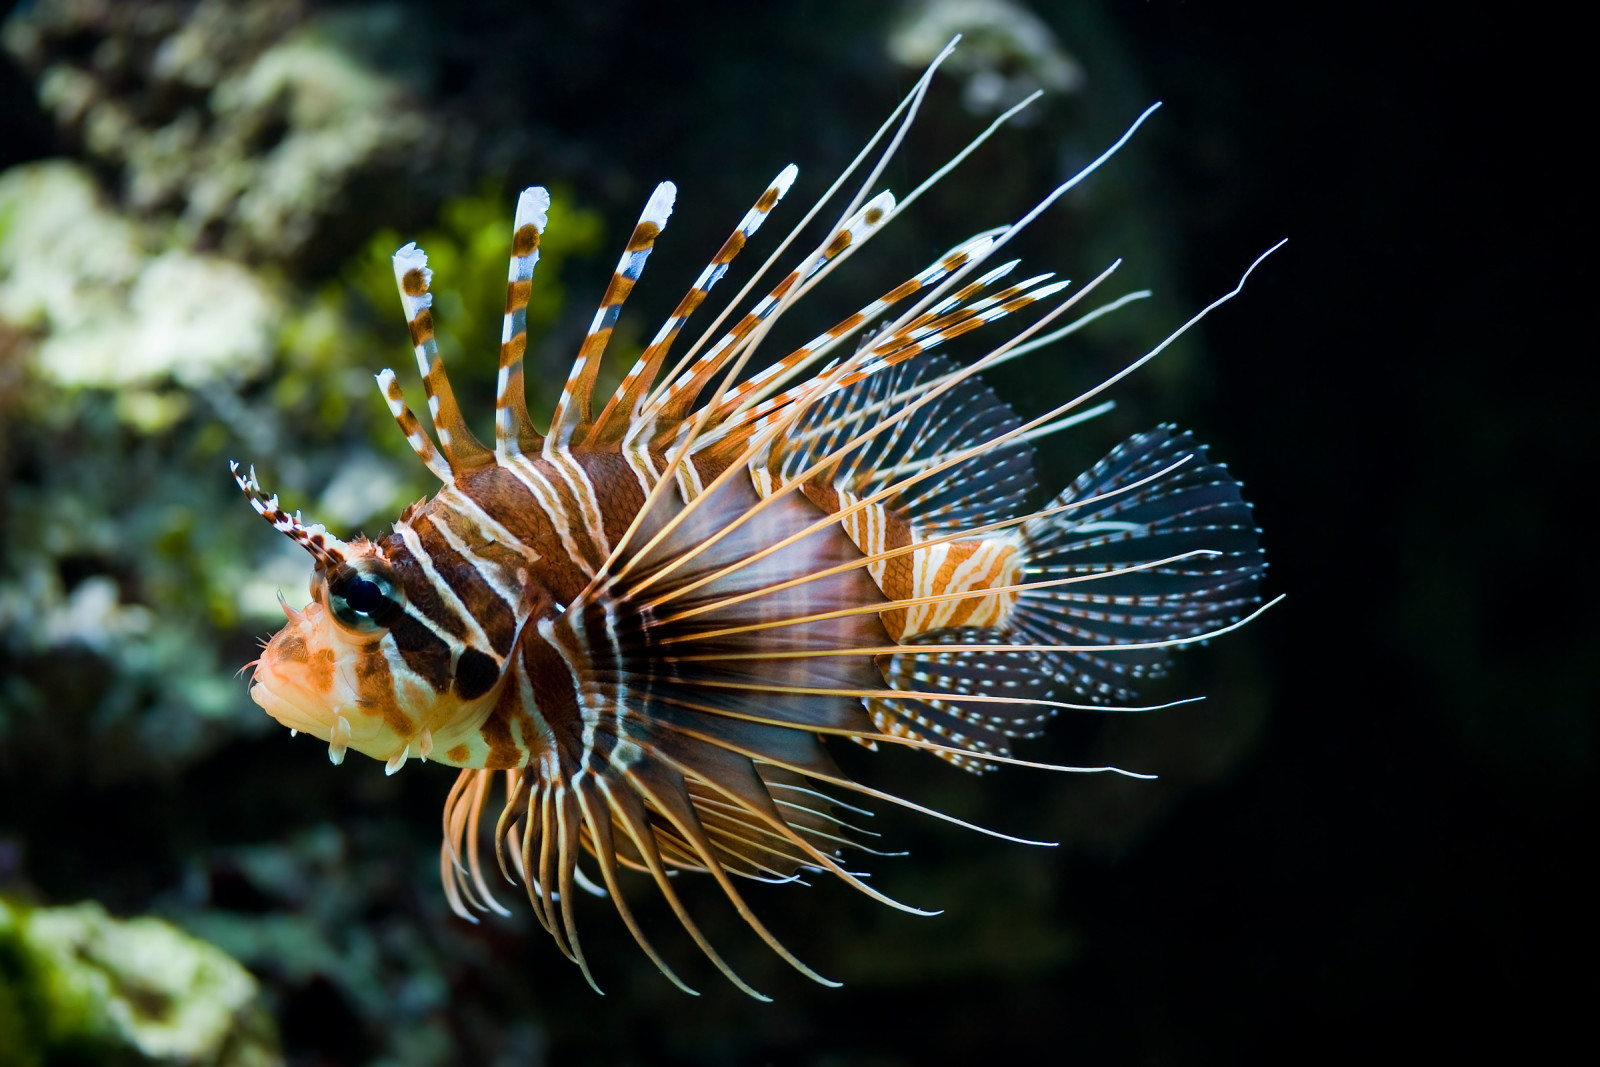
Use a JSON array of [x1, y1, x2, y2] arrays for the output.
[[250, 673, 334, 740], [250, 666, 395, 761]]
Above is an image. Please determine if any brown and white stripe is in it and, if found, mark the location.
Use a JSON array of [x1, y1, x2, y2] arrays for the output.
[[697, 270, 1071, 461], [712, 230, 1000, 419], [391, 244, 492, 472], [496, 186, 552, 458], [546, 182, 676, 449], [595, 164, 798, 444], [648, 189, 897, 441]]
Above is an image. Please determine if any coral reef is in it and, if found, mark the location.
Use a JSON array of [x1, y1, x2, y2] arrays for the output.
[[0, 161, 280, 395]]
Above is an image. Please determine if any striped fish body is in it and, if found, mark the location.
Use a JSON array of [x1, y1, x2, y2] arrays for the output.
[[236, 48, 1275, 998], [763, 471, 1026, 640], [253, 444, 1029, 772]]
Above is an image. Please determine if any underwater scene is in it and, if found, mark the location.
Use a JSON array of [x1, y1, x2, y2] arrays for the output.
[[0, 1, 1584, 1065]]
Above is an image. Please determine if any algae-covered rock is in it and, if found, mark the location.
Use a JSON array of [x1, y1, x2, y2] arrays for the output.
[[0, 896, 282, 1067], [3, 0, 430, 274], [0, 162, 290, 777], [0, 161, 281, 395]]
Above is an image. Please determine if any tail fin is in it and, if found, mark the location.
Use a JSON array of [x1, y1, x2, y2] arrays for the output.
[[866, 425, 1264, 773], [1015, 424, 1266, 704]]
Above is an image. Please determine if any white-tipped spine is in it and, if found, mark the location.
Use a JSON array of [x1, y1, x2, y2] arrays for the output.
[[641, 180, 677, 228], [515, 186, 551, 233], [507, 186, 550, 287], [374, 368, 453, 483], [392, 242, 434, 317], [392, 242, 437, 383]]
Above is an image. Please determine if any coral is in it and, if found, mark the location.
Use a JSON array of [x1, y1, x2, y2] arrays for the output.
[[0, 161, 280, 397], [170, 825, 470, 1067], [3, 0, 430, 274], [0, 896, 281, 1066], [889, 0, 1085, 113]]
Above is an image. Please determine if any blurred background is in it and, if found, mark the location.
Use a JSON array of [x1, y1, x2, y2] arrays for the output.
[[0, 1, 1584, 1064]]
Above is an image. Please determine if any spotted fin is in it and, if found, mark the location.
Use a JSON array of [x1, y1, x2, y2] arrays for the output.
[[872, 626, 1060, 774], [770, 351, 1036, 532], [1014, 424, 1267, 703]]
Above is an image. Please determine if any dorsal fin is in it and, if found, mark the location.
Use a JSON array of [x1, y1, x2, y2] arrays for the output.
[[546, 182, 676, 449], [707, 231, 998, 424], [691, 268, 1070, 468], [496, 186, 552, 457], [391, 244, 494, 474], [643, 190, 897, 446], [588, 165, 798, 446], [375, 368, 454, 483]]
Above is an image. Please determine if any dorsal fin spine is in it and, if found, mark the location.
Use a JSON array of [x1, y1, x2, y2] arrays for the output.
[[593, 165, 799, 445], [547, 182, 676, 450], [498, 186, 552, 458], [391, 243, 493, 473], [644, 189, 897, 446]]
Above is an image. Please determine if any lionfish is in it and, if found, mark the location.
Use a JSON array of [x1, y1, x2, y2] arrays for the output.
[[234, 43, 1278, 998]]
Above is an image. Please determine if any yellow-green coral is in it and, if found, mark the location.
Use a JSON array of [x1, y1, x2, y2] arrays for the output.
[[0, 897, 281, 1067]]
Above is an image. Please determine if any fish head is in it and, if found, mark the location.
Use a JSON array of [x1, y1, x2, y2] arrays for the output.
[[250, 541, 410, 761], [235, 465, 509, 770]]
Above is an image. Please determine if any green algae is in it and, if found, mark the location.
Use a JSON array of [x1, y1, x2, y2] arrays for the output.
[[0, 897, 281, 1066]]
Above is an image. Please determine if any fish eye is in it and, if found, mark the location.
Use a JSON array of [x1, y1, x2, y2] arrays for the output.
[[326, 560, 405, 633]]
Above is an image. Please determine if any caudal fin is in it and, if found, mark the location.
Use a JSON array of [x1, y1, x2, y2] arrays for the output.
[[1015, 424, 1266, 704]]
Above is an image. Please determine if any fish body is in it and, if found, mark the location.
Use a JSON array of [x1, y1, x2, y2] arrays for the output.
[[235, 47, 1273, 997]]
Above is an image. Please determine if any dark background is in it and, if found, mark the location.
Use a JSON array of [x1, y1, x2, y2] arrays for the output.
[[0, 1, 1586, 1063]]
